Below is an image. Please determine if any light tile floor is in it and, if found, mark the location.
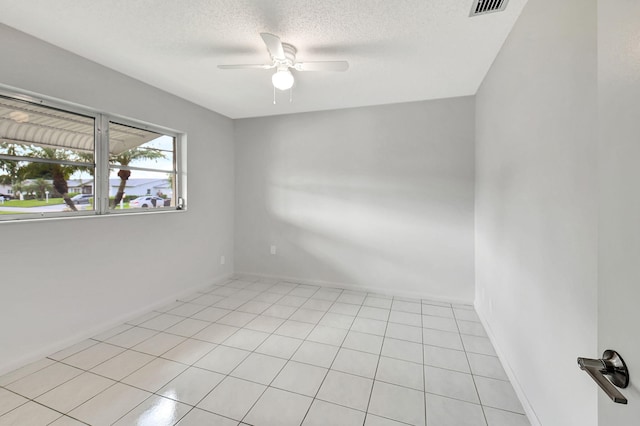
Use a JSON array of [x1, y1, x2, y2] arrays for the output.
[[0, 277, 531, 426]]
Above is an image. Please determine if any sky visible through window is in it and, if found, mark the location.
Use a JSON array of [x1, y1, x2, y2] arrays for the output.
[[71, 135, 174, 180]]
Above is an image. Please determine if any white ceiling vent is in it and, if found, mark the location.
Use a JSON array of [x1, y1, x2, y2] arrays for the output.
[[470, 0, 509, 17]]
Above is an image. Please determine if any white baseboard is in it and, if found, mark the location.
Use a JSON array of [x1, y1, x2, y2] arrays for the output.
[[0, 272, 233, 377], [234, 271, 474, 305], [475, 306, 541, 426]]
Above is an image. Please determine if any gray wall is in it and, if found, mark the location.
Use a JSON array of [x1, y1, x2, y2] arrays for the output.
[[0, 25, 235, 373], [235, 98, 475, 302], [475, 0, 597, 425]]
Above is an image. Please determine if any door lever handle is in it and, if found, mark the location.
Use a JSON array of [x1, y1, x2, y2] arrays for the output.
[[577, 350, 629, 404]]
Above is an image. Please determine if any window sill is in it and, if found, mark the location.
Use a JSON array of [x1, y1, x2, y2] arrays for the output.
[[0, 207, 187, 224]]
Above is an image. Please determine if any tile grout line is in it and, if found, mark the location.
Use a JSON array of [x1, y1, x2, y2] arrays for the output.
[[290, 288, 353, 426], [362, 295, 392, 425], [453, 307, 489, 426], [422, 299, 428, 426]]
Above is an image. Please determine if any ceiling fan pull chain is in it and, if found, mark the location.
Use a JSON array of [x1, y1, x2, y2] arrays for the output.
[[273, 86, 276, 105], [289, 88, 293, 103]]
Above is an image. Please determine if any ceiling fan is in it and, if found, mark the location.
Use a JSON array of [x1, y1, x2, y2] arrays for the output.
[[218, 33, 349, 92]]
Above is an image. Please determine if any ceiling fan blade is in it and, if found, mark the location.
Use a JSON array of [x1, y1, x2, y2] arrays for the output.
[[217, 64, 274, 70], [294, 61, 349, 72], [260, 33, 286, 61]]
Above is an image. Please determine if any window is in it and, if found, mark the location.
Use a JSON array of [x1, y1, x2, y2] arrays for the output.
[[108, 121, 178, 210], [0, 90, 184, 220]]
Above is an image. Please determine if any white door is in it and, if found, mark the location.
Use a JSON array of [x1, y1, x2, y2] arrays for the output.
[[597, 1, 640, 424]]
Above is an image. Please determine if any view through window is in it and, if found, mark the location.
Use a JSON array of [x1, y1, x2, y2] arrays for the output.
[[0, 92, 183, 219], [108, 122, 177, 211]]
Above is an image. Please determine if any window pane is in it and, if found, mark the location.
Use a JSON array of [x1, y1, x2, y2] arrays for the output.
[[108, 122, 176, 210], [0, 96, 95, 217], [109, 169, 175, 210], [0, 159, 95, 216], [109, 122, 174, 171], [0, 95, 95, 161]]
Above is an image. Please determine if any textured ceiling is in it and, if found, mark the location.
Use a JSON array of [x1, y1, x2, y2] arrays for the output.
[[0, 0, 527, 119]]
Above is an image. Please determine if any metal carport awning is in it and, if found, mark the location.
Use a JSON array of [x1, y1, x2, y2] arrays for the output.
[[0, 95, 159, 155]]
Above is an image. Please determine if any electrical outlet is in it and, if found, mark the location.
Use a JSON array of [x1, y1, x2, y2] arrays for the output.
[[220, 255, 225, 265], [270, 245, 277, 255]]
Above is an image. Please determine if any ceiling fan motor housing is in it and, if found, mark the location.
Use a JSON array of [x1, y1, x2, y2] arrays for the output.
[[278, 43, 297, 67]]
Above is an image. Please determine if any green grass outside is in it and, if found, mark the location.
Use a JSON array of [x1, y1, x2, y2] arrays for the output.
[[1, 198, 65, 207]]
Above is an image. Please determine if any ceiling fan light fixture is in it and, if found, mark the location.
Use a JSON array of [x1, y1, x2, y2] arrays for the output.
[[272, 69, 294, 90]]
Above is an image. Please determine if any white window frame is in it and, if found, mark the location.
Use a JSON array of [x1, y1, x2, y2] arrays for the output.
[[0, 86, 186, 221]]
